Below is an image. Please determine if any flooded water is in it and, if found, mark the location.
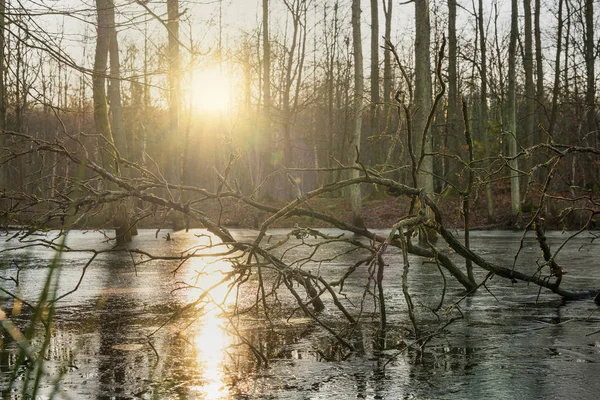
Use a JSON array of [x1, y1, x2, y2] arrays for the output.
[[1, 228, 600, 399]]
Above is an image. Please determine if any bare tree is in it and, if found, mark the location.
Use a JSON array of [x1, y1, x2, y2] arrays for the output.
[[584, 0, 595, 135], [107, 0, 127, 163], [0, 0, 4, 134], [351, 0, 364, 227], [167, 0, 181, 194], [261, 0, 273, 197], [370, 0, 380, 134], [0, 0, 5, 204], [323, 1, 341, 186], [280, 0, 308, 198], [507, 0, 521, 216], [446, 0, 460, 187], [534, 0, 544, 131], [478, 0, 496, 223], [93, 0, 113, 171], [382, 0, 392, 126], [414, 0, 434, 195], [549, 0, 563, 135], [93, 0, 132, 244], [524, 0, 535, 167]]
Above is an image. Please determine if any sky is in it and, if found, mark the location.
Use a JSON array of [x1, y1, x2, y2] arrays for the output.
[[14, 0, 560, 108], [25, 0, 525, 70]]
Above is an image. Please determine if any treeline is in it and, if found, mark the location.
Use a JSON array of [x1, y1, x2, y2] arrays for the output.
[[0, 0, 598, 231]]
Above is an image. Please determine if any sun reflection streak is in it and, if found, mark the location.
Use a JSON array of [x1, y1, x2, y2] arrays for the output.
[[184, 255, 234, 399], [193, 308, 231, 399]]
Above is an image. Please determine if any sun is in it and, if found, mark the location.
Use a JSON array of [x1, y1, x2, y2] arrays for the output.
[[190, 65, 232, 114]]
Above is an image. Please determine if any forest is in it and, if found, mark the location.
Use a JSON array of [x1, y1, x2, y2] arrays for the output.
[[1, 0, 600, 398], [0, 0, 598, 231]]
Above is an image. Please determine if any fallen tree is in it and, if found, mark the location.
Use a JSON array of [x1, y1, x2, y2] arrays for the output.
[[1, 126, 599, 341]]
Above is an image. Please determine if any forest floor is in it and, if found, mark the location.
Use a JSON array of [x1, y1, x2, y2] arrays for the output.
[[15, 183, 592, 232], [200, 183, 596, 231]]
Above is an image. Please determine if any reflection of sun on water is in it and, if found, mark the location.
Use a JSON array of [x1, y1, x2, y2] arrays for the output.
[[184, 256, 233, 399], [194, 310, 230, 399], [191, 66, 232, 114]]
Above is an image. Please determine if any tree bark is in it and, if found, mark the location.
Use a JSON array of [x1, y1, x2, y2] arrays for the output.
[[533, 0, 545, 178], [585, 0, 595, 135], [94, 0, 131, 244], [262, 0, 271, 119], [167, 0, 184, 230], [93, 0, 113, 168], [351, 0, 364, 227], [524, 0, 535, 170], [281, 0, 307, 199], [564, 0, 570, 108], [0, 0, 4, 134], [108, 0, 137, 238], [0, 0, 6, 202], [370, 0, 380, 136], [534, 0, 544, 130], [414, 0, 434, 195], [167, 0, 180, 168], [478, 0, 496, 223], [446, 0, 460, 188], [107, 0, 127, 161], [549, 0, 563, 135], [382, 0, 392, 129], [261, 0, 273, 198], [507, 0, 521, 216]]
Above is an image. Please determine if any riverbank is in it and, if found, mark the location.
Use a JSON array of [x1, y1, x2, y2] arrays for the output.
[[3, 185, 595, 232], [198, 187, 596, 231]]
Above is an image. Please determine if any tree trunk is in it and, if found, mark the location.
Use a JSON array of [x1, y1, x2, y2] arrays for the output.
[[370, 0, 380, 138], [325, 2, 339, 187], [0, 0, 5, 205], [351, 0, 364, 227], [585, 0, 595, 135], [534, 0, 544, 130], [167, 0, 180, 180], [167, 0, 185, 229], [107, 1, 127, 162], [93, 0, 113, 168], [584, 0, 598, 185], [564, 0, 570, 108], [549, 0, 563, 135], [507, 0, 521, 216], [533, 0, 545, 178], [382, 0, 392, 129], [524, 0, 535, 173], [262, 0, 270, 123], [478, 0, 496, 223], [261, 0, 273, 198], [94, 0, 131, 244], [0, 0, 4, 134], [108, 0, 137, 238], [166, 2, 180, 177], [446, 0, 461, 188], [414, 0, 434, 195], [281, 0, 306, 199]]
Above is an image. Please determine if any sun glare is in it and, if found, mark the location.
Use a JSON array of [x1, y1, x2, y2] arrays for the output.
[[183, 249, 233, 399], [191, 66, 232, 114]]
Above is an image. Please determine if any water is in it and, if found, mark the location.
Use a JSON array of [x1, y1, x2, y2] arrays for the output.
[[1, 229, 600, 399]]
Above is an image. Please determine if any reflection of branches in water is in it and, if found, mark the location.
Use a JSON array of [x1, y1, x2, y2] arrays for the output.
[[0, 259, 22, 286]]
